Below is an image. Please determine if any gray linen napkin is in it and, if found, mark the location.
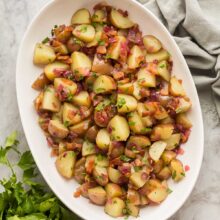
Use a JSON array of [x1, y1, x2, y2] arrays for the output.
[[139, 0, 220, 117]]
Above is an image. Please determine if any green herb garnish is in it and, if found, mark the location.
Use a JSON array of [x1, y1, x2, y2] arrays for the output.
[[98, 40, 105, 46], [42, 37, 50, 44], [172, 170, 177, 179], [166, 188, 173, 194], [117, 97, 126, 109], [120, 155, 131, 162], [128, 121, 135, 126]]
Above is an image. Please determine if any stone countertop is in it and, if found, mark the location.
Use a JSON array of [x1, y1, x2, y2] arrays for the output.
[[0, 0, 220, 219]]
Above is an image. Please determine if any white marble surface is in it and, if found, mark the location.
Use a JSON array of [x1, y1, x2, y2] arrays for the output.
[[0, 0, 220, 219]]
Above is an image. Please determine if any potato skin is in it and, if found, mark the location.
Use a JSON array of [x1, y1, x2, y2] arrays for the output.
[[104, 197, 126, 217], [88, 186, 107, 205], [48, 119, 69, 139], [143, 35, 162, 53], [71, 8, 91, 25], [32, 73, 50, 90], [105, 183, 123, 198]]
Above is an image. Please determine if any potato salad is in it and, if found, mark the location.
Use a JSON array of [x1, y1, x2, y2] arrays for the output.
[[32, 2, 192, 218]]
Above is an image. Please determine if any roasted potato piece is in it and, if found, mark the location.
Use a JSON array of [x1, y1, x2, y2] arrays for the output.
[[72, 91, 91, 107], [85, 125, 99, 142], [170, 159, 185, 182], [153, 159, 164, 174], [92, 10, 107, 23], [44, 62, 70, 81], [72, 24, 95, 43], [107, 36, 126, 60], [96, 129, 111, 151], [176, 113, 192, 129], [150, 124, 174, 141], [108, 167, 122, 184], [175, 98, 192, 113], [108, 142, 125, 159], [33, 43, 56, 65], [165, 133, 181, 150], [104, 197, 126, 217], [82, 140, 96, 156], [54, 78, 77, 96], [118, 83, 134, 95], [93, 75, 116, 94], [127, 111, 147, 135], [127, 45, 144, 69], [149, 141, 167, 162], [71, 8, 91, 25], [66, 37, 84, 53], [52, 43, 68, 55], [88, 186, 107, 206], [110, 9, 134, 29], [105, 183, 123, 198], [147, 187, 168, 203], [145, 49, 169, 63], [126, 203, 140, 217], [137, 68, 156, 88], [71, 51, 92, 80], [92, 54, 113, 74], [93, 166, 108, 186], [62, 103, 82, 126], [108, 115, 130, 141], [142, 115, 154, 127], [157, 60, 170, 82], [143, 35, 162, 53], [117, 94, 137, 113], [55, 151, 76, 179], [157, 166, 172, 180], [95, 154, 109, 167], [169, 76, 186, 96], [48, 119, 69, 139], [69, 119, 91, 136], [41, 86, 61, 112], [74, 157, 86, 184], [160, 116, 175, 124], [130, 170, 148, 188], [127, 189, 141, 205], [154, 104, 168, 120], [132, 81, 143, 100], [162, 150, 177, 165], [127, 135, 151, 149], [32, 73, 50, 90]]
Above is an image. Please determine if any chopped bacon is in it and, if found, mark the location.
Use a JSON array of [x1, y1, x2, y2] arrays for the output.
[[86, 159, 95, 174], [177, 148, 185, 155], [96, 45, 107, 54], [146, 62, 158, 75], [127, 26, 143, 46], [181, 129, 191, 143], [185, 165, 190, 172], [118, 163, 132, 177], [117, 9, 128, 17], [140, 88, 150, 98], [113, 71, 124, 80], [74, 187, 82, 198]]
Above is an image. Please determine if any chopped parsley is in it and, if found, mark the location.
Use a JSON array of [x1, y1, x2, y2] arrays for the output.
[[159, 63, 166, 68], [120, 155, 132, 162], [141, 127, 152, 133], [172, 170, 177, 179], [181, 172, 185, 176], [42, 37, 50, 44], [80, 26, 88, 33], [128, 121, 135, 126], [134, 166, 142, 172], [166, 188, 173, 194], [63, 121, 70, 127], [117, 97, 126, 109], [67, 93, 74, 101], [96, 88, 106, 93], [98, 40, 105, 46]]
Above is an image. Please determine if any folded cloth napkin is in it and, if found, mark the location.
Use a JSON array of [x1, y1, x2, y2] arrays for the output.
[[139, 0, 220, 117]]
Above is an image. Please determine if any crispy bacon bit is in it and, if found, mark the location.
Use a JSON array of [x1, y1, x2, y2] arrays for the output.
[[46, 136, 58, 148], [140, 88, 150, 98], [96, 45, 107, 54], [148, 90, 159, 101], [117, 9, 128, 17], [50, 148, 59, 157], [141, 172, 148, 180], [127, 25, 143, 46], [118, 163, 131, 177], [146, 62, 158, 75], [185, 165, 190, 172], [177, 148, 185, 155], [56, 55, 72, 64], [181, 129, 191, 143], [113, 71, 124, 80], [74, 187, 82, 198], [86, 159, 95, 174]]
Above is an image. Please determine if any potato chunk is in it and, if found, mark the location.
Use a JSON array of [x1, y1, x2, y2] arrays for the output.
[[118, 83, 134, 95], [44, 62, 70, 81], [165, 133, 181, 150], [62, 103, 82, 126], [54, 78, 77, 96], [48, 119, 69, 139], [32, 73, 50, 91], [176, 113, 192, 129], [107, 36, 126, 60], [71, 8, 91, 25], [108, 167, 123, 184], [132, 81, 142, 100], [147, 187, 168, 203], [110, 9, 134, 29], [105, 183, 123, 198], [93, 166, 108, 186], [92, 54, 113, 74], [149, 141, 167, 162], [117, 94, 137, 113], [127, 45, 144, 69], [127, 135, 151, 149], [108, 115, 130, 141], [71, 51, 92, 79], [33, 43, 56, 65], [145, 49, 169, 63], [157, 60, 170, 82], [175, 98, 192, 113], [72, 25, 95, 43], [41, 86, 61, 112], [150, 124, 174, 141], [137, 68, 156, 88], [72, 91, 91, 107], [143, 35, 162, 53], [93, 75, 116, 94], [96, 129, 111, 151], [126, 203, 140, 217], [104, 197, 126, 217], [92, 10, 107, 23], [169, 76, 186, 96], [170, 159, 185, 182], [69, 119, 91, 136], [162, 150, 177, 165], [88, 186, 107, 206], [82, 140, 96, 156], [130, 170, 149, 188], [55, 151, 76, 179]]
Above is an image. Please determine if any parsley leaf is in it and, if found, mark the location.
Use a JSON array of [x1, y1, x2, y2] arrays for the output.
[[41, 37, 50, 44], [120, 155, 131, 162], [117, 97, 126, 109]]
